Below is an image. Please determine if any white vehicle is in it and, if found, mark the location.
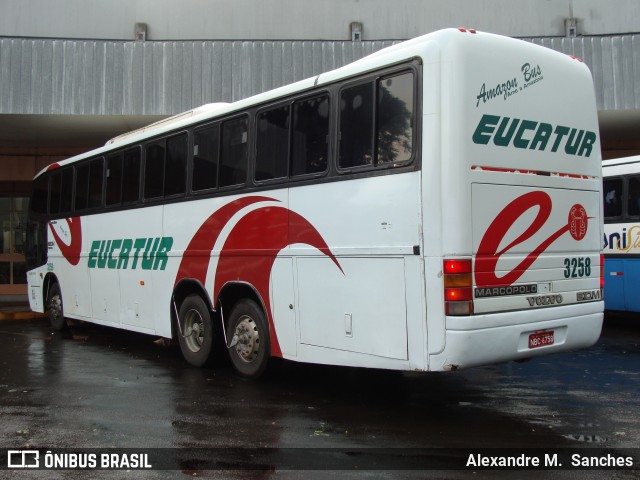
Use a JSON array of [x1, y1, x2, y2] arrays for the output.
[[602, 155, 640, 312], [26, 28, 604, 378]]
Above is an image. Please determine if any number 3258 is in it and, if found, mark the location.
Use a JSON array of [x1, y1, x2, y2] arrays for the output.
[[563, 257, 591, 278]]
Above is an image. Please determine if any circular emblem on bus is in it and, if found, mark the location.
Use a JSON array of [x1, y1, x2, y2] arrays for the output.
[[568, 204, 588, 241]]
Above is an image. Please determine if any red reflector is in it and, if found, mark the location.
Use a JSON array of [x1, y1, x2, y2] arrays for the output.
[[445, 287, 472, 302], [444, 259, 472, 275]]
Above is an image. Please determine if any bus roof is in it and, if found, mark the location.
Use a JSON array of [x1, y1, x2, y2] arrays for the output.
[[34, 28, 584, 178], [603, 155, 640, 169]]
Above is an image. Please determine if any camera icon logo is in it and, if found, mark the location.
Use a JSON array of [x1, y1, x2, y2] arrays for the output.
[[7, 450, 40, 468]]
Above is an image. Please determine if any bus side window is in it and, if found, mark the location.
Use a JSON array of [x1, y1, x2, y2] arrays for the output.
[[339, 70, 415, 170], [75, 163, 90, 212], [49, 168, 72, 217], [220, 117, 248, 188], [377, 72, 414, 165], [165, 133, 188, 197], [31, 174, 48, 215], [88, 158, 104, 209], [603, 178, 623, 219], [106, 154, 123, 207], [339, 81, 375, 168], [628, 176, 640, 217], [49, 171, 62, 216], [291, 94, 329, 176], [193, 124, 219, 192], [145, 141, 165, 200], [255, 105, 290, 181], [122, 148, 141, 204], [59, 168, 74, 215]]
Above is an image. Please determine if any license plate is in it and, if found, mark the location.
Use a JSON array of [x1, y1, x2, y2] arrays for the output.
[[528, 330, 554, 349]]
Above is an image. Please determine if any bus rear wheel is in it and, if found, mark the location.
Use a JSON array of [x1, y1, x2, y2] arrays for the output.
[[227, 299, 270, 379], [177, 294, 213, 367], [47, 282, 67, 331]]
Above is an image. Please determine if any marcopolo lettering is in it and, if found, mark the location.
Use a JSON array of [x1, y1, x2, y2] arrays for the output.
[[472, 114, 597, 157], [88, 237, 173, 271], [475, 284, 537, 298]]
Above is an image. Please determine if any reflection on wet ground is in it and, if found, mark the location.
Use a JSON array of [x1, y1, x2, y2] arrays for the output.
[[0, 313, 638, 478]]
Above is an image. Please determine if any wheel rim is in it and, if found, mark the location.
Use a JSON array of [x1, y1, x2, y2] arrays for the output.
[[183, 308, 205, 353], [49, 295, 62, 322], [233, 315, 260, 363]]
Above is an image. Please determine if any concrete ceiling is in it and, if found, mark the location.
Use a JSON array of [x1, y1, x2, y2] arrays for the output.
[[0, 114, 166, 151]]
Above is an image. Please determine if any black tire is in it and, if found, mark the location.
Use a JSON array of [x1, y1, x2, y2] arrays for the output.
[[227, 298, 271, 379], [177, 294, 214, 367], [47, 282, 67, 331]]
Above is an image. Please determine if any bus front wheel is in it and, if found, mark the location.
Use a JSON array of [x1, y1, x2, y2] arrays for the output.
[[177, 294, 213, 367], [226, 299, 270, 379], [48, 282, 67, 331]]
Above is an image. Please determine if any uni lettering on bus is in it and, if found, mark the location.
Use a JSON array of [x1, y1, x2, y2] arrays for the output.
[[472, 114, 597, 157], [88, 237, 173, 270], [603, 225, 640, 252]]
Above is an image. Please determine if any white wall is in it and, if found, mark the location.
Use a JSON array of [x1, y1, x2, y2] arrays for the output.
[[1, 0, 639, 40]]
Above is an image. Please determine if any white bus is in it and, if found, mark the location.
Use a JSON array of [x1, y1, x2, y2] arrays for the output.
[[26, 28, 604, 378], [602, 155, 640, 312]]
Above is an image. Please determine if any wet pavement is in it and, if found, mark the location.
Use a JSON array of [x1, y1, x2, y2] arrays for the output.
[[0, 312, 638, 479]]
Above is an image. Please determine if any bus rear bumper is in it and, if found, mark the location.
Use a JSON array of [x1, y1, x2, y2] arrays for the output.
[[429, 303, 603, 371]]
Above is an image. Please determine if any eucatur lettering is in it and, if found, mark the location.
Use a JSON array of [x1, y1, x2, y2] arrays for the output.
[[87, 237, 173, 271], [472, 114, 597, 157]]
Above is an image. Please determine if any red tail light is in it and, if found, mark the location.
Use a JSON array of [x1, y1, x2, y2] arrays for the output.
[[600, 254, 605, 290], [444, 259, 472, 275], [445, 287, 473, 302], [444, 259, 473, 316]]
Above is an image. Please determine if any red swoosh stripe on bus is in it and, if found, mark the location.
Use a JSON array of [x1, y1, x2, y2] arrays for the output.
[[49, 217, 83, 266], [174, 196, 274, 286], [213, 206, 342, 358], [475, 191, 586, 287]]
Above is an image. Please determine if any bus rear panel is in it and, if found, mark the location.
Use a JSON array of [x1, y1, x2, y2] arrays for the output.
[[426, 30, 603, 370]]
